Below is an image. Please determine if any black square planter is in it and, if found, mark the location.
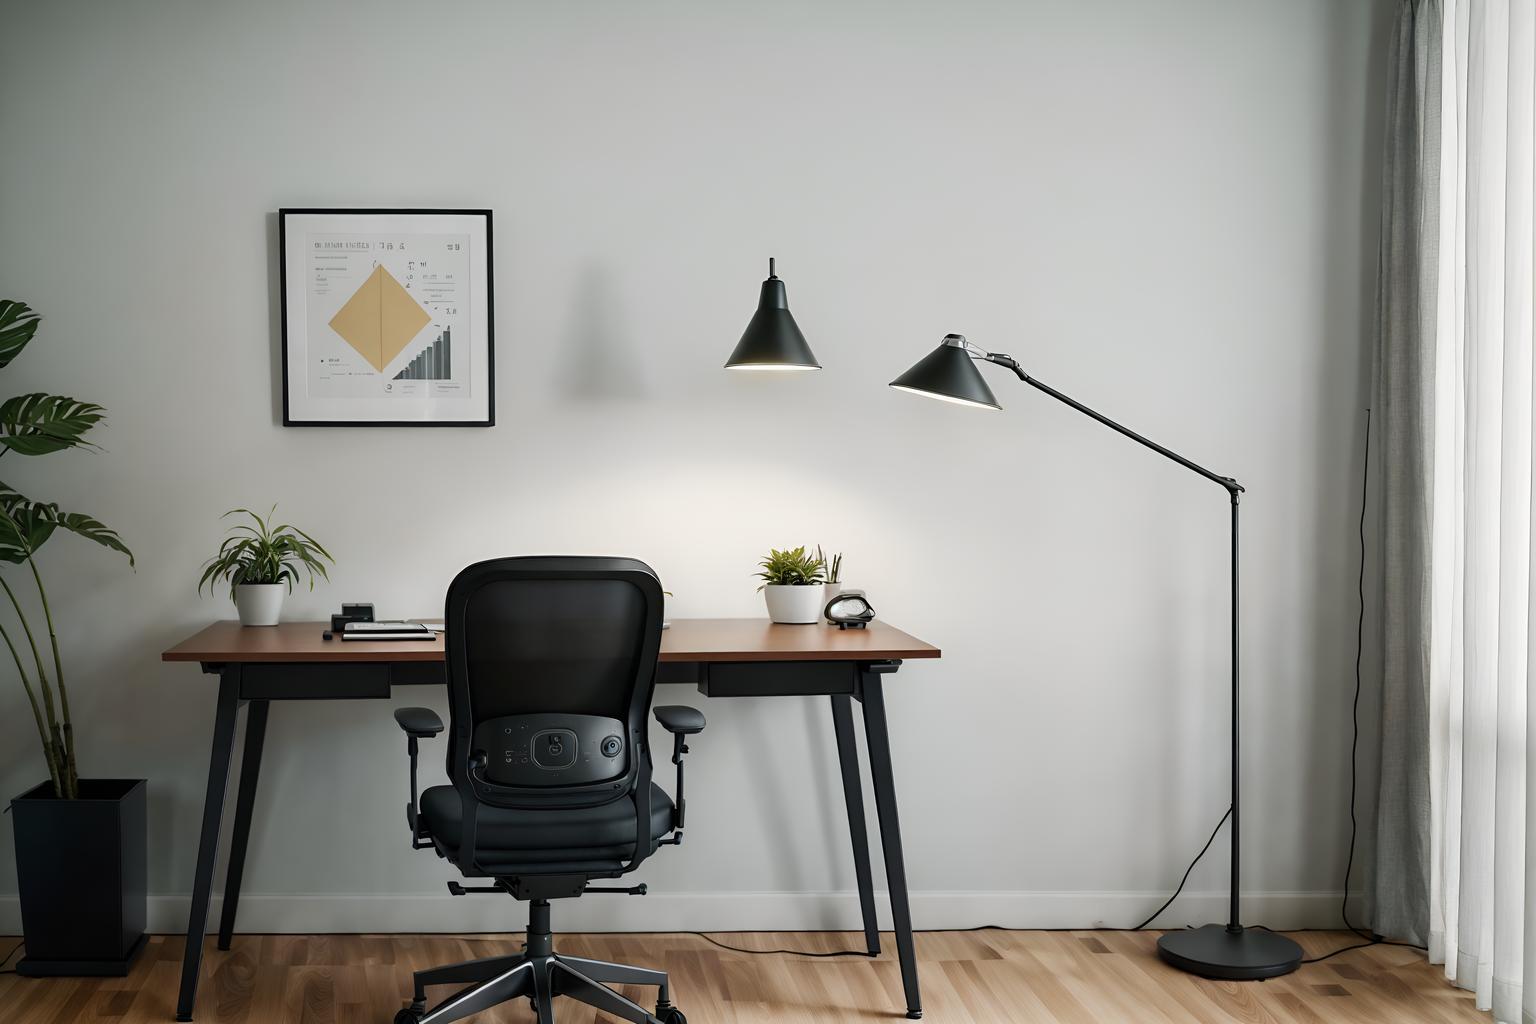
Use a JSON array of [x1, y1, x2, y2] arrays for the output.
[[10, 778, 148, 976]]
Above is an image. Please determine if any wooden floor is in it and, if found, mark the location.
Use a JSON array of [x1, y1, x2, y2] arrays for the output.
[[0, 930, 1486, 1023]]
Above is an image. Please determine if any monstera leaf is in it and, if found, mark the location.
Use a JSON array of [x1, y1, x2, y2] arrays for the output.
[[0, 393, 105, 456], [0, 482, 133, 566], [51, 512, 133, 567], [0, 301, 40, 371], [0, 498, 54, 563]]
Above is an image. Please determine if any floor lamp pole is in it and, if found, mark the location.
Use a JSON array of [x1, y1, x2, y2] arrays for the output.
[[990, 358, 1301, 980], [1229, 490, 1240, 933]]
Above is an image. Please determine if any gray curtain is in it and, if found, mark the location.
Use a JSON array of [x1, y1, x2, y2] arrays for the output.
[[1370, 0, 1442, 948]]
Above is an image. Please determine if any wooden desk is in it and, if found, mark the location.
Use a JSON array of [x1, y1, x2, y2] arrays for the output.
[[164, 619, 939, 1021]]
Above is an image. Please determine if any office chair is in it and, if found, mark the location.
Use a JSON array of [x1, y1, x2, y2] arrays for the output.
[[392, 557, 704, 1024]]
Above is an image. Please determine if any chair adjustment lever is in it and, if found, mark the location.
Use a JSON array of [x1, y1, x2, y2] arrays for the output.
[[446, 881, 507, 896], [583, 883, 648, 895]]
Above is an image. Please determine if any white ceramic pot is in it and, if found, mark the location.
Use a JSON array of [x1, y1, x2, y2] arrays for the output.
[[235, 584, 286, 627], [763, 584, 825, 624]]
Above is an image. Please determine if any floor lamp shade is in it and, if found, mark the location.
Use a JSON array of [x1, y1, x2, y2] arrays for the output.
[[724, 259, 820, 371], [888, 335, 1001, 409]]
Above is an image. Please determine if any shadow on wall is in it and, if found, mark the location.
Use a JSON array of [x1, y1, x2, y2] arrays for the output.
[[557, 264, 648, 401]]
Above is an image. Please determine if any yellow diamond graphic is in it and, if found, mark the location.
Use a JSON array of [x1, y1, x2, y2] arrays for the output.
[[328, 265, 431, 372]]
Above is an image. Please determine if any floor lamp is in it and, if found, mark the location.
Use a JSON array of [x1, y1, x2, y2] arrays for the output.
[[890, 333, 1302, 981]]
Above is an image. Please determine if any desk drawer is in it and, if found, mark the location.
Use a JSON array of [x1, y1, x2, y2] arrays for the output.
[[655, 662, 703, 686], [698, 661, 856, 697], [391, 662, 447, 687], [239, 663, 393, 700]]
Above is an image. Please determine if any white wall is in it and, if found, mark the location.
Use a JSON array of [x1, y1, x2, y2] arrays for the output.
[[0, 0, 1389, 933]]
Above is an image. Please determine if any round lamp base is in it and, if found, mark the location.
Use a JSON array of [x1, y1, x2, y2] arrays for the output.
[[1157, 924, 1302, 980]]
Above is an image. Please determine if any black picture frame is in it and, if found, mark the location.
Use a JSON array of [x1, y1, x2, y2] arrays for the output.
[[278, 208, 495, 427]]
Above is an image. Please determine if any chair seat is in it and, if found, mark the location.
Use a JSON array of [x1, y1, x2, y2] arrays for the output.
[[420, 783, 676, 871]]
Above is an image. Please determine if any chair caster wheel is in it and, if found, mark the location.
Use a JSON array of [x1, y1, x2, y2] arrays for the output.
[[394, 1009, 424, 1024], [656, 1007, 686, 1024]]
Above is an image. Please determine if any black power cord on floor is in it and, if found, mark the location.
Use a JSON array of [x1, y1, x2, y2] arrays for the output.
[[1300, 938, 1383, 964], [0, 939, 23, 975], [691, 933, 872, 958]]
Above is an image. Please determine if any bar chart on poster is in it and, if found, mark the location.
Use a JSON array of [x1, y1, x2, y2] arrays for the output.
[[393, 327, 452, 381]]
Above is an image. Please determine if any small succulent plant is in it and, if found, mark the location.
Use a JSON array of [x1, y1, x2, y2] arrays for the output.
[[754, 546, 826, 589]]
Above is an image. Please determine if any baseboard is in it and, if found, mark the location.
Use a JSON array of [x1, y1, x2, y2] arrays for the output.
[[0, 890, 1362, 935]]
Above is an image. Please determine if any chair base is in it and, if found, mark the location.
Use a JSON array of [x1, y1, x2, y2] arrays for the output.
[[398, 899, 684, 1024]]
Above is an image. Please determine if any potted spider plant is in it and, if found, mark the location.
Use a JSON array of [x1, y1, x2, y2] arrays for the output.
[[754, 546, 826, 624], [0, 300, 143, 976], [199, 506, 333, 626]]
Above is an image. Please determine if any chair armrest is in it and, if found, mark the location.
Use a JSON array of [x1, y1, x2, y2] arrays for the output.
[[395, 708, 441, 850], [395, 707, 444, 737], [653, 706, 703, 835], [654, 705, 705, 735]]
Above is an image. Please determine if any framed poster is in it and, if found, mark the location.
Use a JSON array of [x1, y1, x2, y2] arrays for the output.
[[279, 208, 494, 426]]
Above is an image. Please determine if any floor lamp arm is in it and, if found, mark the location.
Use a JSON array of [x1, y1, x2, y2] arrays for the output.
[[987, 355, 1243, 496]]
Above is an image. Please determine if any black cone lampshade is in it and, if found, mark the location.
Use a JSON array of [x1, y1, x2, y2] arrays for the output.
[[724, 258, 820, 371], [888, 334, 1001, 409]]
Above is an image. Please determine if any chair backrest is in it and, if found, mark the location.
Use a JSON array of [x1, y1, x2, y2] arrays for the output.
[[443, 556, 664, 814]]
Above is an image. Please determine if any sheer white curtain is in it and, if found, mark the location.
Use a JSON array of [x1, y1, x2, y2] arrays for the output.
[[1424, 2, 1535, 1021]]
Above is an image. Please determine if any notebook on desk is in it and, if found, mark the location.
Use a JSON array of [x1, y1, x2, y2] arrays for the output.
[[340, 620, 438, 641]]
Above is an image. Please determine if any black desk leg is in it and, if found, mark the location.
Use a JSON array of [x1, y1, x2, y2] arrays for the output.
[[860, 670, 922, 1019], [830, 694, 881, 956], [176, 671, 242, 1022], [217, 699, 269, 950]]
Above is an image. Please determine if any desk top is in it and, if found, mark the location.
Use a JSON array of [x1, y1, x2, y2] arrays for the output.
[[162, 618, 941, 665]]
